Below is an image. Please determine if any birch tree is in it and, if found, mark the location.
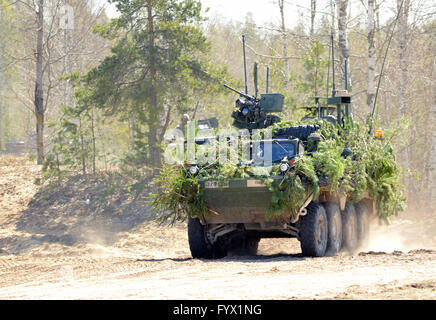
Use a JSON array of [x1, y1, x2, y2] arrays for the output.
[[310, 0, 317, 40], [366, 0, 377, 116], [34, 0, 44, 164], [7, 1, 108, 164], [397, 0, 410, 171], [0, 7, 3, 150], [335, 0, 350, 89], [278, 0, 289, 91], [12, 0, 62, 164], [427, 56, 436, 213]]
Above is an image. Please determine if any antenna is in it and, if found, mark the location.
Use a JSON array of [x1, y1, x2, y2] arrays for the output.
[[253, 62, 259, 98], [345, 57, 351, 118], [370, 0, 405, 128], [266, 66, 270, 94], [331, 32, 336, 97], [242, 35, 248, 95], [326, 38, 331, 98], [344, 58, 348, 91]]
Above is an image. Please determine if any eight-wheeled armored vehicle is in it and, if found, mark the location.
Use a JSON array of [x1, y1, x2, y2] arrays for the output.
[[185, 38, 374, 259], [186, 88, 374, 259]]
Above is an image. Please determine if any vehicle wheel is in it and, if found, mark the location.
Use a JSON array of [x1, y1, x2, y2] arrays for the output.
[[323, 202, 342, 256], [299, 202, 328, 257], [341, 203, 358, 253], [188, 218, 225, 259], [355, 201, 371, 250]]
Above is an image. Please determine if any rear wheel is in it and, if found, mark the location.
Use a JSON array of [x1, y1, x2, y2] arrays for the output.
[[341, 203, 358, 253], [323, 202, 342, 256], [299, 202, 328, 257], [355, 201, 371, 250], [188, 218, 226, 259]]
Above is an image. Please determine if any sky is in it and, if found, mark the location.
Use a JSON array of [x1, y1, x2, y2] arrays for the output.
[[102, 0, 411, 31], [104, 0, 328, 30], [201, 0, 297, 27]]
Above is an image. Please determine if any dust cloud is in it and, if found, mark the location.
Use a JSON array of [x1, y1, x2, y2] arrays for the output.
[[363, 210, 436, 253]]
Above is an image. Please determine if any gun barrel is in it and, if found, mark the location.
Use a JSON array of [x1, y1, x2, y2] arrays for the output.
[[223, 84, 254, 100]]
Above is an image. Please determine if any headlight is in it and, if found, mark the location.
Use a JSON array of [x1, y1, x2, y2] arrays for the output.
[[280, 163, 289, 172], [189, 166, 199, 175], [242, 107, 249, 116]]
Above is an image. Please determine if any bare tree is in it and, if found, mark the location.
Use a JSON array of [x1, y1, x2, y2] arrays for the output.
[[12, 0, 63, 164], [310, 0, 317, 40], [0, 8, 3, 151], [335, 0, 351, 89], [397, 0, 410, 170], [278, 0, 289, 91], [7, 1, 108, 164], [367, 0, 377, 116], [427, 57, 436, 213], [34, 0, 45, 164]]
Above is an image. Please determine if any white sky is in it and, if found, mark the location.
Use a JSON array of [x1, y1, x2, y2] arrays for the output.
[[201, 0, 294, 27], [102, 0, 428, 31], [104, 0, 330, 29]]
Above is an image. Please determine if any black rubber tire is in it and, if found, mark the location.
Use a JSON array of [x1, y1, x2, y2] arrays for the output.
[[188, 218, 217, 259], [299, 202, 328, 257], [323, 202, 342, 257], [355, 201, 371, 250], [341, 203, 358, 253]]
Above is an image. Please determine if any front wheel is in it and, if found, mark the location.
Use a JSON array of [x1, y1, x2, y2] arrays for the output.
[[299, 202, 328, 257], [188, 218, 226, 259]]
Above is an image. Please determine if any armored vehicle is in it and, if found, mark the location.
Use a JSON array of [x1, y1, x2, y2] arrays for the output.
[[186, 89, 374, 259], [184, 38, 375, 259]]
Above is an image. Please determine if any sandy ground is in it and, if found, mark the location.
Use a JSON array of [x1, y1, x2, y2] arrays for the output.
[[0, 155, 435, 300]]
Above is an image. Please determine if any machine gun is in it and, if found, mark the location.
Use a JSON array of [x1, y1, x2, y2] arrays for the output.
[[224, 83, 284, 130], [224, 36, 284, 130]]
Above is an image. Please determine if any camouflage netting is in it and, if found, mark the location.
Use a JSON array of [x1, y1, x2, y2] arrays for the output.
[[150, 118, 406, 224]]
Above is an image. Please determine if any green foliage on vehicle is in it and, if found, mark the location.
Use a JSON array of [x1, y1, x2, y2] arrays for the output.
[[150, 117, 406, 224]]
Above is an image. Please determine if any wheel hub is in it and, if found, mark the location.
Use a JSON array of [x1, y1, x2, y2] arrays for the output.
[[317, 215, 326, 244]]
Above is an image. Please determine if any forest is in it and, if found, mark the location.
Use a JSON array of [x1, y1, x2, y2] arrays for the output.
[[0, 0, 435, 213]]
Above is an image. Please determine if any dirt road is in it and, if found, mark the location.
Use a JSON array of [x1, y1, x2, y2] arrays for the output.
[[0, 156, 435, 299], [0, 241, 435, 299]]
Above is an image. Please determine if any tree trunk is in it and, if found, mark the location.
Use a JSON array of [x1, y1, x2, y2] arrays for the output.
[[397, 0, 410, 189], [0, 104, 2, 151], [91, 108, 96, 175], [366, 0, 377, 117], [310, 0, 316, 41], [159, 105, 172, 143], [427, 64, 436, 214], [335, 0, 351, 89], [35, 0, 45, 165], [278, 0, 289, 91], [147, 0, 161, 167], [79, 118, 86, 176], [129, 113, 136, 149], [0, 12, 2, 151]]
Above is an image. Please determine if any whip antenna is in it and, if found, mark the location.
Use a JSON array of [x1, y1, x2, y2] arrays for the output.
[[369, 0, 405, 130]]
